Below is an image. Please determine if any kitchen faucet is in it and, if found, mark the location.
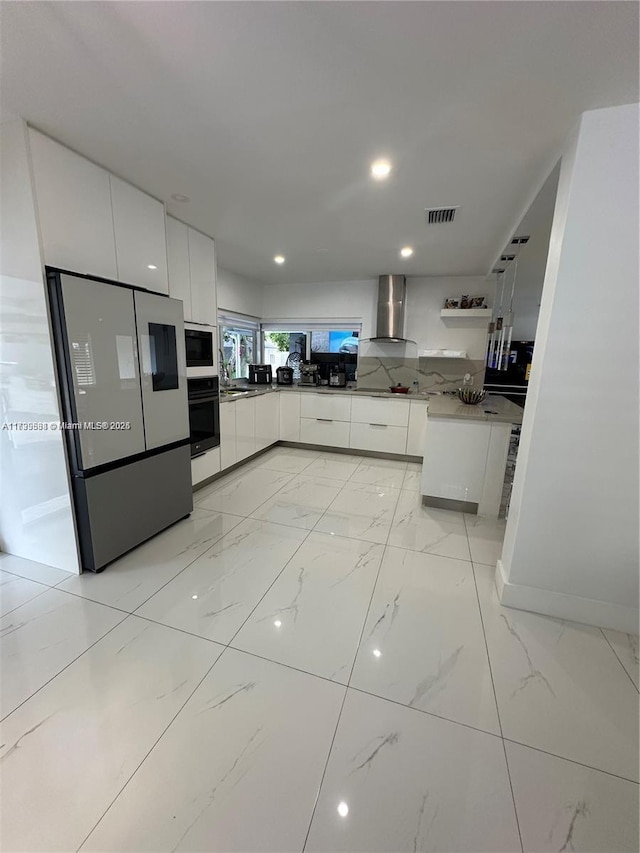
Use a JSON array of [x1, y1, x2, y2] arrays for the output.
[[219, 349, 231, 388]]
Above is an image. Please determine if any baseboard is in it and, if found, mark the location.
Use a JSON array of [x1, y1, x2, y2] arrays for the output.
[[495, 560, 639, 634]]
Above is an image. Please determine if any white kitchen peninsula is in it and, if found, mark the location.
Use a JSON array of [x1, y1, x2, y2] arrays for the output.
[[420, 394, 523, 518]]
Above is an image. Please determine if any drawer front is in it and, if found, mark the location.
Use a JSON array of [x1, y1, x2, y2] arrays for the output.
[[349, 422, 408, 455], [350, 396, 410, 427], [191, 447, 221, 486], [300, 393, 351, 422], [299, 417, 351, 448]]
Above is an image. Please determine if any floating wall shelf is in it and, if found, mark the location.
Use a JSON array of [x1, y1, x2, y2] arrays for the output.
[[440, 309, 491, 319]]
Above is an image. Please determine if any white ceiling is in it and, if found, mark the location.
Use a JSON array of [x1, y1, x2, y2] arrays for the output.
[[1, 2, 637, 285]]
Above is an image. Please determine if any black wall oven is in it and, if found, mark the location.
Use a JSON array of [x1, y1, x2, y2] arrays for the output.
[[187, 376, 220, 457], [185, 324, 215, 369]]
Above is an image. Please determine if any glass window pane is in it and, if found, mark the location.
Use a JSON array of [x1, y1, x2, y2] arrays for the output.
[[310, 330, 359, 355], [221, 326, 256, 380]]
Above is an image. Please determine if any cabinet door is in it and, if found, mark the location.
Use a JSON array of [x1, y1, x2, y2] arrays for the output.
[[421, 418, 491, 503], [29, 130, 117, 279], [220, 403, 237, 470], [406, 401, 428, 456], [261, 393, 280, 448], [279, 392, 301, 441], [110, 176, 168, 292], [166, 217, 191, 320], [191, 447, 221, 487], [299, 417, 350, 448], [134, 291, 189, 450], [235, 397, 256, 460], [188, 228, 216, 326], [349, 422, 407, 455]]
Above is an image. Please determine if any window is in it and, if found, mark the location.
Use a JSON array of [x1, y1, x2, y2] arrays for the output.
[[219, 313, 259, 381], [261, 323, 361, 382]]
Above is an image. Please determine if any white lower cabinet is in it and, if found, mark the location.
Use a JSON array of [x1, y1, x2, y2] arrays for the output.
[[279, 392, 301, 442], [191, 447, 221, 487], [350, 396, 410, 427], [220, 403, 237, 470], [421, 418, 491, 504], [235, 397, 256, 461], [300, 393, 351, 422], [255, 393, 279, 452], [349, 422, 408, 454], [406, 400, 429, 456], [300, 417, 350, 448]]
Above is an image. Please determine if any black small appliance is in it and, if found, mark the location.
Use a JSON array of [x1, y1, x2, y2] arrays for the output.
[[185, 326, 214, 368], [276, 366, 294, 385], [329, 365, 347, 387], [188, 376, 220, 457], [249, 364, 273, 384]]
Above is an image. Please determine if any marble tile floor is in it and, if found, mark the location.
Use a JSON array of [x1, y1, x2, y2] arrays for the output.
[[0, 446, 638, 852]]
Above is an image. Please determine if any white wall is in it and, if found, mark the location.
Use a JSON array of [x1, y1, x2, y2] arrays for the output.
[[0, 120, 80, 572], [262, 276, 494, 356], [498, 103, 639, 633], [217, 267, 264, 318]]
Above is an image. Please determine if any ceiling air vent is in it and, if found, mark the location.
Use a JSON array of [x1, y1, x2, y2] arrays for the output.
[[492, 268, 506, 275], [500, 253, 516, 262], [425, 206, 459, 224], [511, 235, 530, 245]]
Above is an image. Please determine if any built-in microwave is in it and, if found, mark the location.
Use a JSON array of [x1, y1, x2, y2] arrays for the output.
[[185, 323, 217, 376]]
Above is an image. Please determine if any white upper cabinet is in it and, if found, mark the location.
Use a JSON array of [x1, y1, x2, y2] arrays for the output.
[[110, 176, 168, 293], [188, 227, 217, 326], [166, 216, 191, 318], [29, 129, 118, 279]]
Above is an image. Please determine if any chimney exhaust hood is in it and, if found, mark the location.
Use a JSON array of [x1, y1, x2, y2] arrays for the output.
[[364, 275, 415, 344]]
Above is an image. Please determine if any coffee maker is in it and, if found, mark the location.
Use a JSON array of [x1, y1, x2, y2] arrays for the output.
[[329, 365, 347, 387], [276, 366, 294, 385], [299, 364, 319, 386]]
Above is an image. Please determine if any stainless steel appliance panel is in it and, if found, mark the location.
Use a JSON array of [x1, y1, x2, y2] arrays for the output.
[[134, 291, 189, 450], [59, 273, 146, 469], [75, 444, 193, 571]]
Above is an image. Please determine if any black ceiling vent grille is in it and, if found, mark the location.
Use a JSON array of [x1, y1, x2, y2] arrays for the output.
[[511, 235, 530, 245], [425, 206, 459, 224], [500, 253, 516, 262], [492, 268, 506, 275]]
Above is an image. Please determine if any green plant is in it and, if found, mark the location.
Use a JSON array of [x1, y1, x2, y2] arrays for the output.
[[267, 332, 291, 352]]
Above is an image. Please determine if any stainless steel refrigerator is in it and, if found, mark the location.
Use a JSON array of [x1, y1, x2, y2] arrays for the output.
[[47, 268, 193, 572]]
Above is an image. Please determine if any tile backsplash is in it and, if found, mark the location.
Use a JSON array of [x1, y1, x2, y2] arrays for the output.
[[357, 356, 486, 392]]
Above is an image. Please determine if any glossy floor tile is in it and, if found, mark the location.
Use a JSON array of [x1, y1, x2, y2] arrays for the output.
[[602, 628, 639, 689], [58, 509, 244, 611], [464, 513, 507, 566], [2, 448, 638, 852], [250, 473, 342, 530], [350, 547, 500, 733], [82, 648, 345, 853], [0, 569, 48, 616], [196, 466, 295, 515], [305, 688, 520, 852], [0, 552, 74, 586], [254, 446, 321, 473], [1, 588, 125, 718], [303, 455, 362, 481], [475, 564, 639, 781], [389, 490, 471, 559], [136, 518, 307, 643], [506, 741, 639, 852], [350, 458, 408, 489], [315, 481, 401, 544], [0, 616, 221, 852], [233, 532, 384, 682]]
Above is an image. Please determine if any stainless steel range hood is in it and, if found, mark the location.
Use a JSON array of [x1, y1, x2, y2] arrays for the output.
[[366, 275, 415, 344]]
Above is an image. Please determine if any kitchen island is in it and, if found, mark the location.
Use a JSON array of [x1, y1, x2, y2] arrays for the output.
[[419, 394, 523, 517]]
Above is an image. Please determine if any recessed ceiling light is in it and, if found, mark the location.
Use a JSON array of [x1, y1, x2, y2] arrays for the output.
[[371, 159, 391, 180], [274, 255, 285, 265], [400, 247, 413, 258], [337, 802, 349, 818], [147, 264, 158, 270], [171, 193, 190, 203]]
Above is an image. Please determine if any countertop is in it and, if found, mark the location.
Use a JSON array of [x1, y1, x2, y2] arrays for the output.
[[425, 393, 524, 424], [219, 384, 523, 423]]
